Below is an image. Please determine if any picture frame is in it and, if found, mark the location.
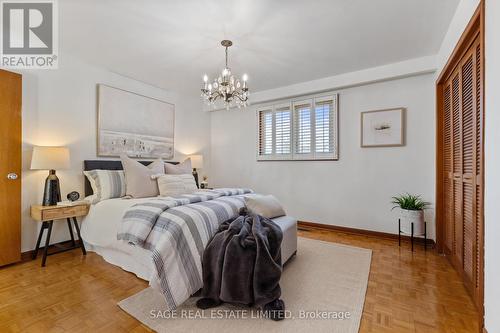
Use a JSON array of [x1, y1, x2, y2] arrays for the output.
[[360, 108, 405, 147], [97, 84, 175, 159]]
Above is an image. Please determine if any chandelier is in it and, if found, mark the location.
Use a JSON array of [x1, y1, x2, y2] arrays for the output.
[[201, 40, 249, 109]]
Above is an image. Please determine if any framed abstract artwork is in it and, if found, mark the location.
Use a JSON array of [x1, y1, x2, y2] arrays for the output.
[[361, 108, 405, 147], [97, 84, 175, 159]]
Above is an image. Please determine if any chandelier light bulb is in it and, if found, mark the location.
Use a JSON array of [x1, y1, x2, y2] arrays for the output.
[[203, 74, 208, 82], [242, 73, 248, 82]]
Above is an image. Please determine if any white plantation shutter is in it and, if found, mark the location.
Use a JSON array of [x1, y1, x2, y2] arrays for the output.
[[257, 94, 338, 161], [314, 95, 338, 159], [274, 104, 292, 156], [258, 108, 273, 157], [293, 100, 313, 158]]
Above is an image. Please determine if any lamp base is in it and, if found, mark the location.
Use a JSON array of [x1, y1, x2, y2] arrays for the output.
[[42, 170, 61, 206], [192, 168, 199, 189]]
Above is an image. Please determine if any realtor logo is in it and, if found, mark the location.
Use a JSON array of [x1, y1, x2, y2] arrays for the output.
[[1, 0, 58, 69]]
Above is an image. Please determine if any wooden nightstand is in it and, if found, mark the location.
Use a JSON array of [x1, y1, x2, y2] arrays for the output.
[[30, 204, 89, 266]]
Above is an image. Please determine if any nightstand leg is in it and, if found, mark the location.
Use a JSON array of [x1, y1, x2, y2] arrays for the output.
[[72, 217, 86, 255], [66, 218, 76, 246], [41, 221, 53, 267], [32, 221, 47, 260]]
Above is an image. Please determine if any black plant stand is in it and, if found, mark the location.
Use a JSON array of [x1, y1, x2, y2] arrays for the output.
[[398, 219, 427, 252]]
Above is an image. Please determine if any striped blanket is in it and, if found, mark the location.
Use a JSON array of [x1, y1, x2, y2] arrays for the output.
[[117, 188, 253, 310]]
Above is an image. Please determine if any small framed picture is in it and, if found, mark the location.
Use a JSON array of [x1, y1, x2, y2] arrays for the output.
[[361, 108, 405, 147]]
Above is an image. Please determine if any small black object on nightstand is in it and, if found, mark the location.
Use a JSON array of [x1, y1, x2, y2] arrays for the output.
[[67, 191, 80, 201]]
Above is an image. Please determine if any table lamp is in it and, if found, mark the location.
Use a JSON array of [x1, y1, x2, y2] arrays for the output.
[[189, 154, 204, 188], [30, 146, 70, 206]]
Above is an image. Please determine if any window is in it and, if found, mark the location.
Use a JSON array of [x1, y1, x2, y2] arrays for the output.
[[275, 105, 292, 154], [257, 94, 338, 160], [258, 109, 273, 156], [293, 101, 312, 156], [314, 97, 336, 158]]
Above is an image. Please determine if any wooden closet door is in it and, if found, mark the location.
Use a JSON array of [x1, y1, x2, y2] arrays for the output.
[[473, 38, 483, 303], [443, 83, 453, 256], [460, 40, 479, 293], [441, 35, 483, 306], [437, 2, 484, 318], [451, 69, 463, 269]]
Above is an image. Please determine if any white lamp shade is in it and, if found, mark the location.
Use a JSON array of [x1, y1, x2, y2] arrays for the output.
[[30, 146, 70, 170], [189, 155, 204, 169]]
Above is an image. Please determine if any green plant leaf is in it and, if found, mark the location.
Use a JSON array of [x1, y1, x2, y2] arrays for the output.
[[390, 193, 429, 211]]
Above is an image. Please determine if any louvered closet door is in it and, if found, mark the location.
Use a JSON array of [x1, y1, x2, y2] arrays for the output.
[[451, 69, 464, 268], [461, 44, 476, 290], [443, 82, 454, 256], [442, 35, 483, 305]]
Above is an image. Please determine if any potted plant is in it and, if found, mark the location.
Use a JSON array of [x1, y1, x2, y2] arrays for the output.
[[391, 194, 430, 235]]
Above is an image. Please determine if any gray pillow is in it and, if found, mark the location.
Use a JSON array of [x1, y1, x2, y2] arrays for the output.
[[165, 158, 192, 174], [83, 169, 126, 203], [244, 194, 286, 219], [120, 154, 165, 198]]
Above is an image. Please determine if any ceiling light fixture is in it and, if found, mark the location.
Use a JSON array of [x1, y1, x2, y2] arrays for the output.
[[201, 40, 249, 109]]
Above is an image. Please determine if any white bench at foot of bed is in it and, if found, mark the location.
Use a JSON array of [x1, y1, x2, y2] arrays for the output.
[[272, 216, 298, 265]]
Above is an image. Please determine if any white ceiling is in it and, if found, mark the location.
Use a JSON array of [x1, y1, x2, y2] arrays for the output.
[[60, 0, 459, 93]]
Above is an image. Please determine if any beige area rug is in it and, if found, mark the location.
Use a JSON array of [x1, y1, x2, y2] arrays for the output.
[[118, 237, 372, 333]]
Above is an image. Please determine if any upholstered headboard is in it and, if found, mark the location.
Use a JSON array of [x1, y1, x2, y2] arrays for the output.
[[83, 160, 179, 197]]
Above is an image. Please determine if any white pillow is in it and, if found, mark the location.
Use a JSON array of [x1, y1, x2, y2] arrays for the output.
[[83, 170, 126, 203], [165, 158, 192, 174], [154, 174, 198, 197], [244, 194, 286, 219], [120, 154, 165, 198]]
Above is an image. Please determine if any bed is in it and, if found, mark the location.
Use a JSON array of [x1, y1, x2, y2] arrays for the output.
[[80, 160, 297, 310], [81, 160, 178, 281]]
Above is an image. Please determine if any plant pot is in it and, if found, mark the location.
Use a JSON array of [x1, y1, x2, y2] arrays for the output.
[[399, 209, 425, 235]]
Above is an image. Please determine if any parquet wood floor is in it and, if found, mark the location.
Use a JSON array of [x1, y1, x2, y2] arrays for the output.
[[0, 228, 479, 332]]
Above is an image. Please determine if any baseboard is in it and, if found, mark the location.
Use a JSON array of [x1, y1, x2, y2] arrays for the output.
[[20, 240, 82, 262], [298, 221, 435, 247]]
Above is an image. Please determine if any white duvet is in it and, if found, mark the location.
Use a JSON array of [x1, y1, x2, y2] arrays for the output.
[[80, 197, 157, 281]]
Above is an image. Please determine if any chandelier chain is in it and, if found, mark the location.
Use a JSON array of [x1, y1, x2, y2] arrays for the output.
[[225, 46, 228, 68]]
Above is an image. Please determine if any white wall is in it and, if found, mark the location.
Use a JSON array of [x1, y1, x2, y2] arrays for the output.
[[205, 55, 436, 112], [210, 74, 436, 238], [435, 0, 480, 76], [484, 0, 500, 331], [19, 54, 209, 252]]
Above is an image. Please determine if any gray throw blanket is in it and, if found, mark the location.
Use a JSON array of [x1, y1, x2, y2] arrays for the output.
[[196, 212, 284, 313], [118, 188, 253, 310]]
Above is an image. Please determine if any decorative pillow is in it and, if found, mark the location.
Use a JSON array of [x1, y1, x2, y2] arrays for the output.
[[154, 174, 198, 197], [244, 194, 286, 219], [165, 158, 192, 174], [83, 170, 126, 203], [120, 154, 165, 198]]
